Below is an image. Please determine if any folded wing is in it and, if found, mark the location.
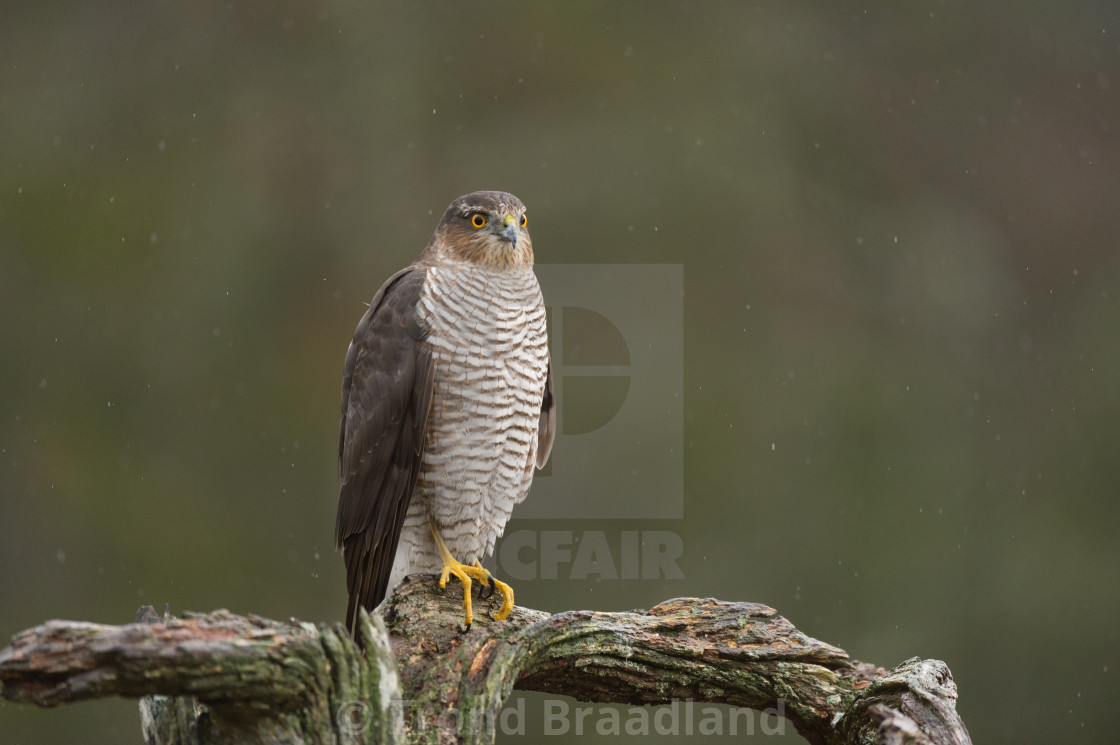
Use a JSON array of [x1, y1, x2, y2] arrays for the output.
[[335, 267, 433, 633]]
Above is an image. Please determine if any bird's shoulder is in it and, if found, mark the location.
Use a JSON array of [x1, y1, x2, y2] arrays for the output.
[[338, 265, 433, 460]]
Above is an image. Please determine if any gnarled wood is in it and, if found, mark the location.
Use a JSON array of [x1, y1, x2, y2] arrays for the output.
[[0, 579, 970, 744], [0, 605, 402, 745]]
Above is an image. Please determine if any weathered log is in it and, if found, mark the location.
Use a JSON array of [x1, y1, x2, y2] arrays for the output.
[[0, 577, 970, 744], [0, 605, 402, 744]]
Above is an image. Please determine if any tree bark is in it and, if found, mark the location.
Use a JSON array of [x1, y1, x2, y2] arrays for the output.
[[0, 577, 970, 745]]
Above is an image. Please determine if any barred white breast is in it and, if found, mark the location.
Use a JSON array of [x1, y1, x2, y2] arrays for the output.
[[386, 262, 549, 591]]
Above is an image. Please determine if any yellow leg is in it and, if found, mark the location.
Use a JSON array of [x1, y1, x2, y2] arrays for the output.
[[428, 517, 515, 627]]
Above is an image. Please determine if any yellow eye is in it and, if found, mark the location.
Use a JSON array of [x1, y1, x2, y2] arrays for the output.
[[470, 213, 487, 229], [519, 214, 527, 228]]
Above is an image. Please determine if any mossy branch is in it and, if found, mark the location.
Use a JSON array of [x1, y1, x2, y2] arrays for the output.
[[0, 578, 970, 744]]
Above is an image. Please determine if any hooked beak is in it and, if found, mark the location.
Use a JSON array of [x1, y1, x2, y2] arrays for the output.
[[499, 214, 519, 246]]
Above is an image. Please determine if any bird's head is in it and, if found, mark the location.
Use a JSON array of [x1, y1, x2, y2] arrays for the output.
[[427, 191, 533, 266]]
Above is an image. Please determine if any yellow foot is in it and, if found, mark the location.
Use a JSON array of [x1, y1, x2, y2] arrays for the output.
[[470, 560, 514, 622], [436, 559, 515, 627], [429, 516, 515, 628]]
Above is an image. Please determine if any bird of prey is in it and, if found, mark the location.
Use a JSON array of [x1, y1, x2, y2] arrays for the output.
[[335, 191, 554, 632]]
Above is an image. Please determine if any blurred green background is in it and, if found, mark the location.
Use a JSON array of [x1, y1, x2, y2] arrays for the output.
[[2, 2, 1118, 743]]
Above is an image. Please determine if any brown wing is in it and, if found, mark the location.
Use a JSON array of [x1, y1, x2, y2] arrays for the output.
[[335, 266, 433, 633], [536, 359, 555, 468]]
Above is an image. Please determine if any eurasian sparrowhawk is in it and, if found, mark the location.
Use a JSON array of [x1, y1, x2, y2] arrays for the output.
[[335, 191, 554, 631]]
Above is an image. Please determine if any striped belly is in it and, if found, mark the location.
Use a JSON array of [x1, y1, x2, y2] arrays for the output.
[[391, 262, 548, 579]]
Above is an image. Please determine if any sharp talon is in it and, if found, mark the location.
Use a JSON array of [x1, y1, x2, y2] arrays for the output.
[[479, 576, 496, 600]]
